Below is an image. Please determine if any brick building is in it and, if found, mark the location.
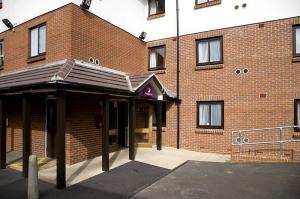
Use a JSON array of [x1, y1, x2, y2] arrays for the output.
[[0, 0, 299, 188]]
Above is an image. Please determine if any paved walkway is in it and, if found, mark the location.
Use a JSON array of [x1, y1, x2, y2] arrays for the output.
[[132, 161, 300, 199], [39, 147, 229, 186]]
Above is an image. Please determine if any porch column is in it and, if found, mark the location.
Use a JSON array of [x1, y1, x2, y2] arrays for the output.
[[156, 101, 162, 151], [0, 99, 6, 169], [102, 95, 109, 171], [56, 93, 66, 189], [22, 95, 31, 178], [129, 98, 136, 160]]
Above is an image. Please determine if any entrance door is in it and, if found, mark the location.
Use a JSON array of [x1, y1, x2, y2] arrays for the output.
[[46, 99, 56, 158], [109, 102, 118, 150]]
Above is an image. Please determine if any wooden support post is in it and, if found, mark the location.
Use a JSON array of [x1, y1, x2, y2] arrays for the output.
[[129, 98, 136, 160], [156, 101, 162, 151], [56, 93, 66, 189], [102, 95, 109, 171], [22, 95, 31, 178], [0, 99, 7, 169]]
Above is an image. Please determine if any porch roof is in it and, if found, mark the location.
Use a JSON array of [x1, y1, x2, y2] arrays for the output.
[[0, 59, 176, 99]]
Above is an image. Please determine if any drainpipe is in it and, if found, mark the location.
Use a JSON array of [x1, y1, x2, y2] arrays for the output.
[[176, 0, 180, 149]]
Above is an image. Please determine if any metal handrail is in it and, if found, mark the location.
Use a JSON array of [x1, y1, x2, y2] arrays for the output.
[[231, 125, 300, 158], [232, 126, 298, 133]]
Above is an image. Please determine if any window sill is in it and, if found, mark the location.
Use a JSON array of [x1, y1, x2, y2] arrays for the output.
[[292, 57, 300, 63], [28, 54, 46, 63], [195, 64, 223, 71], [194, 0, 222, 9], [148, 13, 165, 20], [195, 128, 224, 135], [149, 68, 166, 74]]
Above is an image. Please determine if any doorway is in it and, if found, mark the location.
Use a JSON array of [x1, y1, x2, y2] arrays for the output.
[[46, 99, 56, 158], [118, 102, 128, 147]]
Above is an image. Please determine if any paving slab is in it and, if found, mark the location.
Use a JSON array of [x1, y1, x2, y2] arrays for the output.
[[132, 161, 300, 199]]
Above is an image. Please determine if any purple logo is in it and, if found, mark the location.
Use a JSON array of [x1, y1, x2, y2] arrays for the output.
[[140, 84, 157, 98]]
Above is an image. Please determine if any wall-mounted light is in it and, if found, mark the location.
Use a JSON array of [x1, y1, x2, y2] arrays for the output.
[[2, 18, 14, 31], [139, 31, 147, 40], [80, 0, 92, 10]]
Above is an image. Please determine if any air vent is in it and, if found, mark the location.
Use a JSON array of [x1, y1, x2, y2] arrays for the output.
[[89, 57, 101, 66]]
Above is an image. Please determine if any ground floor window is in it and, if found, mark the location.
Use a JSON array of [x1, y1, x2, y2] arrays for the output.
[[197, 101, 224, 129], [295, 100, 300, 131]]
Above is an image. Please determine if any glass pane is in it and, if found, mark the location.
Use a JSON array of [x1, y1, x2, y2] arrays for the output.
[[198, 41, 209, 63], [156, 47, 165, 68], [149, 0, 157, 15], [297, 102, 300, 126], [39, 25, 46, 54], [210, 39, 221, 62], [0, 41, 3, 55], [296, 28, 300, 54], [149, 51, 157, 68], [157, 0, 164, 13], [30, 28, 39, 57], [0, 42, 3, 66], [197, 0, 208, 4], [199, 104, 210, 125], [211, 104, 222, 126]]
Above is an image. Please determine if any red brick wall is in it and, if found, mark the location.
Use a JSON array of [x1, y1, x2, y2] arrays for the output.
[[0, 4, 73, 73], [147, 17, 300, 155], [6, 96, 45, 158], [0, 4, 145, 75], [66, 93, 103, 165], [70, 5, 146, 74]]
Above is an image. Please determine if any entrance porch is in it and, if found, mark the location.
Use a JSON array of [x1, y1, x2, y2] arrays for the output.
[[0, 59, 176, 189]]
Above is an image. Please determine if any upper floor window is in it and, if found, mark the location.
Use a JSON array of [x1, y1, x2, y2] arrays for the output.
[[196, 37, 223, 66], [293, 26, 300, 57], [295, 100, 300, 132], [0, 40, 3, 66], [30, 24, 46, 58], [148, 0, 165, 16], [195, 0, 222, 9], [149, 45, 166, 70], [197, 101, 224, 129]]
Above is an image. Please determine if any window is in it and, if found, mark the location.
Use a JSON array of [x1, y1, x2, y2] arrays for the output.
[[295, 100, 300, 131], [196, 37, 223, 66], [149, 45, 166, 70], [148, 0, 165, 16], [293, 26, 300, 57], [0, 40, 3, 66], [197, 101, 224, 129], [30, 24, 46, 58], [153, 102, 167, 127]]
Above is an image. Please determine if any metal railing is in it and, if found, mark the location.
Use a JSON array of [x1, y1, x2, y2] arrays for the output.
[[232, 126, 300, 159]]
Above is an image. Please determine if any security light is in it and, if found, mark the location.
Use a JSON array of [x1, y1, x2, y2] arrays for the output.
[[139, 31, 147, 40], [80, 0, 92, 10], [2, 18, 14, 31]]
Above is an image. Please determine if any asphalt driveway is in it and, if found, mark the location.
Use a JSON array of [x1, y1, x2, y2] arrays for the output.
[[132, 161, 300, 199], [1, 160, 300, 199]]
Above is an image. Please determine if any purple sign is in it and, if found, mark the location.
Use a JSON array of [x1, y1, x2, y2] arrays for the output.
[[140, 84, 157, 98]]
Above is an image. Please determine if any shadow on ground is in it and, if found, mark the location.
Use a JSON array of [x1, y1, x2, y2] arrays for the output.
[[0, 161, 170, 199]]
